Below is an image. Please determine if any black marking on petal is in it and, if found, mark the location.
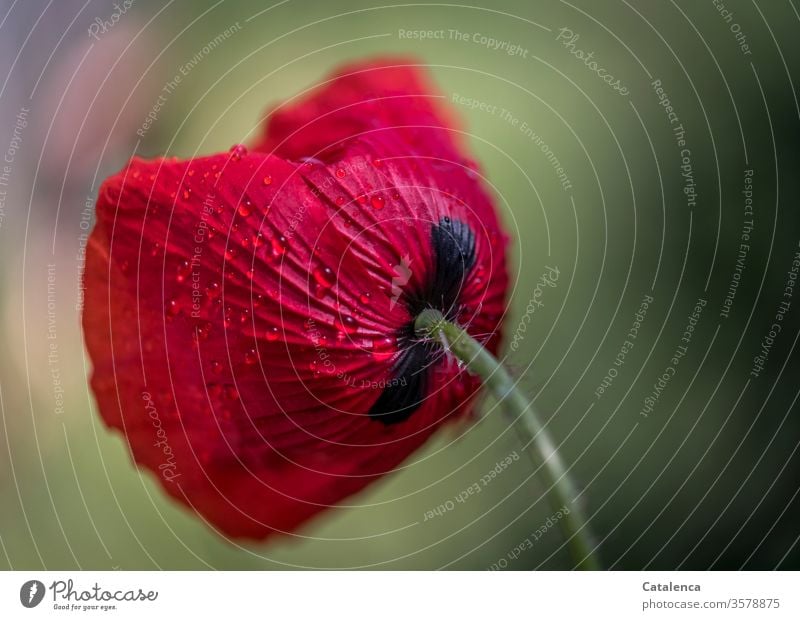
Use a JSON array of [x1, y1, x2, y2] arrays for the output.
[[369, 217, 476, 425], [428, 216, 476, 318], [367, 335, 435, 425]]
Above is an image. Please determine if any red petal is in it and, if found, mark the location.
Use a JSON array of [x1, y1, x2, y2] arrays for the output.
[[254, 57, 464, 163], [83, 60, 509, 540]]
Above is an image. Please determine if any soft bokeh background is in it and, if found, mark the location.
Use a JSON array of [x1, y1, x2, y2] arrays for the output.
[[1, 0, 799, 569]]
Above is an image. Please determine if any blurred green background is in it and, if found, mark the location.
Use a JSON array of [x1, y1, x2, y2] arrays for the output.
[[1, 0, 799, 569]]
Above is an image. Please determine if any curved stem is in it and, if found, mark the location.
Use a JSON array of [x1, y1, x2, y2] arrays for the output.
[[415, 308, 601, 570]]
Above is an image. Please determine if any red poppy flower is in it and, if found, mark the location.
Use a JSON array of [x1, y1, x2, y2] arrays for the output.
[[83, 58, 509, 539]]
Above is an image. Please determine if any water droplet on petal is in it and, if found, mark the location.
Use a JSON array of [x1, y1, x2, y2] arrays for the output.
[[270, 235, 287, 258], [372, 336, 396, 360], [359, 292, 371, 305], [210, 360, 223, 374], [265, 326, 279, 341], [335, 314, 357, 334], [237, 202, 251, 217], [262, 174, 272, 186], [313, 266, 335, 289], [224, 248, 236, 261], [205, 282, 220, 300], [195, 321, 211, 340], [335, 168, 346, 178], [176, 260, 191, 283], [229, 144, 247, 161], [166, 299, 180, 317], [370, 195, 385, 210], [244, 348, 259, 365]]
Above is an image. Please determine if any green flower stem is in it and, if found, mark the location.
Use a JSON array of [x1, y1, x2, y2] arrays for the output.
[[415, 308, 601, 570]]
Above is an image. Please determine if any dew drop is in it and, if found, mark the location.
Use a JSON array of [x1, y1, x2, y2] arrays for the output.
[[335, 314, 357, 334], [166, 299, 180, 317], [224, 247, 236, 261], [237, 201, 252, 217], [176, 260, 191, 283], [370, 195, 385, 210], [372, 336, 396, 360], [205, 282, 220, 300], [262, 174, 272, 186], [229, 144, 247, 161], [313, 266, 335, 289], [335, 168, 346, 178], [210, 360, 223, 374], [359, 292, 371, 305], [357, 195, 367, 205], [270, 235, 287, 258], [195, 321, 211, 341], [244, 348, 259, 365], [265, 326, 279, 342]]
